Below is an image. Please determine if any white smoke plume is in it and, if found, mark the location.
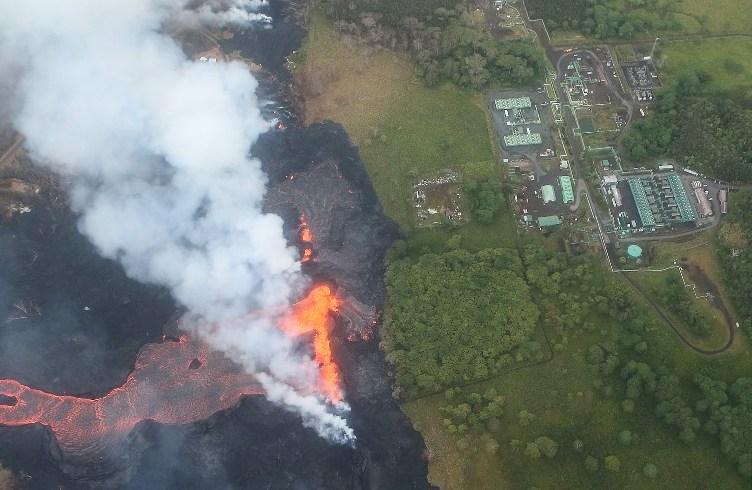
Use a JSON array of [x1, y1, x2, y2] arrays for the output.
[[0, 0, 353, 443]]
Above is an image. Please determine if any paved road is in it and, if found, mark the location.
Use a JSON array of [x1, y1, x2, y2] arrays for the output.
[[519, 0, 739, 355], [622, 272, 735, 355]]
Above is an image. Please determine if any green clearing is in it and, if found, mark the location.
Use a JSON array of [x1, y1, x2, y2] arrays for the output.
[[675, 0, 752, 34], [407, 338, 747, 490], [659, 37, 752, 91], [627, 269, 731, 352], [360, 90, 494, 228], [296, 14, 495, 229], [404, 254, 752, 489]]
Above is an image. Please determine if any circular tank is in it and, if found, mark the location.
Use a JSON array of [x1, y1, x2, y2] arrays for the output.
[[627, 244, 643, 260]]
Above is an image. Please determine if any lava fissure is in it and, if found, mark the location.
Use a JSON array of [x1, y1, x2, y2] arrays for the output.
[[282, 284, 343, 403]]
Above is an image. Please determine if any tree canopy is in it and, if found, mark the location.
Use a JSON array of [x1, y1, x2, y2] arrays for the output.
[[528, 0, 681, 40], [321, 3, 545, 90], [624, 73, 752, 183], [717, 190, 752, 339], [384, 248, 539, 398]]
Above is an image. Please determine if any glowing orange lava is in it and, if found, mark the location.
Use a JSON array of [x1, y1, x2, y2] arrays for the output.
[[299, 215, 314, 262], [0, 337, 263, 458], [0, 285, 343, 461], [281, 285, 342, 402]]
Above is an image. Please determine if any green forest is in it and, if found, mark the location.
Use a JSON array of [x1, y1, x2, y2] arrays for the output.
[[623, 72, 752, 182], [383, 248, 539, 398], [528, 0, 681, 39], [718, 190, 752, 339], [318, 2, 545, 89], [398, 241, 752, 486]]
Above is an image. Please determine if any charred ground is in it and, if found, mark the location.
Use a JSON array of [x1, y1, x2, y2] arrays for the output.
[[0, 1, 431, 488]]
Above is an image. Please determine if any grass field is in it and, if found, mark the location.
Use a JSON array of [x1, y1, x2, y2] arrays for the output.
[[405, 288, 751, 489], [628, 269, 731, 352], [674, 0, 752, 33], [659, 37, 752, 91], [295, 15, 495, 228]]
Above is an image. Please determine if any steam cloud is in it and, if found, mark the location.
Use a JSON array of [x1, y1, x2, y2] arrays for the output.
[[0, 0, 353, 443]]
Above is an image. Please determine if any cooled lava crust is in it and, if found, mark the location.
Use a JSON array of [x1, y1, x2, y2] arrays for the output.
[[0, 1, 433, 488]]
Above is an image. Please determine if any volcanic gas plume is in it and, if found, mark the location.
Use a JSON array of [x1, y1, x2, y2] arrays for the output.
[[0, 0, 353, 443]]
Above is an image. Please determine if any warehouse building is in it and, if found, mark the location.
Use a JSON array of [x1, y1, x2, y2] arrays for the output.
[[613, 172, 697, 234], [559, 175, 575, 204], [541, 184, 557, 204], [537, 215, 561, 229]]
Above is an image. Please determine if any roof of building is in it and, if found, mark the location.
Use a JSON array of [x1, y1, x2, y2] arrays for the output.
[[538, 215, 562, 228], [504, 133, 542, 147], [541, 184, 557, 203], [495, 97, 532, 110], [559, 175, 575, 203], [627, 178, 656, 228], [627, 244, 643, 258], [667, 174, 697, 222]]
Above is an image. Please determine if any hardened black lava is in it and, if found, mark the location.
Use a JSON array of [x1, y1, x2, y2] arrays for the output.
[[0, 1, 433, 488]]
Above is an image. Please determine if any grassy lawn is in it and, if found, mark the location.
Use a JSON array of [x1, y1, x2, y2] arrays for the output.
[[405, 301, 750, 489], [295, 15, 495, 228], [628, 268, 731, 352], [659, 37, 752, 92], [675, 0, 752, 34]]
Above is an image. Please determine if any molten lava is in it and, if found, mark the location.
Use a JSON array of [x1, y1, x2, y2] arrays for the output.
[[282, 285, 342, 403], [0, 337, 263, 459], [0, 283, 343, 464], [299, 215, 314, 262]]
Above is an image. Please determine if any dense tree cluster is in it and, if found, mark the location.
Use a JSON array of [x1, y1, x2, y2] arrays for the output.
[[464, 177, 501, 224], [624, 73, 752, 183], [384, 248, 539, 398], [441, 387, 506, 435], [320, 3, 545, 89], [695, 375, 752, 478], [528, 0, 681, 39], [717, 190, 752, 339], [656, 275, 712, 337]]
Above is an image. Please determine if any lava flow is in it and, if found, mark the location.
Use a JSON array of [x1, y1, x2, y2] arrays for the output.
[[0, 285, 344, 462], [299, 215, 314, 262], [0, 337, 264, 458], [281, 284, 342, 403]]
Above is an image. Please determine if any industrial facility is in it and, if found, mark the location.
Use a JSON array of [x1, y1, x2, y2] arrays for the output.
[[491, 93, 549, 150], [601, 170, 716, 236]]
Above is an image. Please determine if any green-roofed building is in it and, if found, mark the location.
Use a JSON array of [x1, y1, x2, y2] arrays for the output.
[[541, 184, 557, 204], [667, 174, 696, 222], [538, 215, 561, 228], [504, 133, 542, 147], [495, 97, 532, 110], [627, 178, 656, 230], [559, 175, 575, 203]]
